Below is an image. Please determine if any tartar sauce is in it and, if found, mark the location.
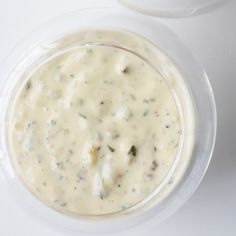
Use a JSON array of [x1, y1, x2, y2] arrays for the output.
[[8, 29, 193, 216]]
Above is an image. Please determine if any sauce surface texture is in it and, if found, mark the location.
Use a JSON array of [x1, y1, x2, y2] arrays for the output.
[[8, 40, 181, 215]]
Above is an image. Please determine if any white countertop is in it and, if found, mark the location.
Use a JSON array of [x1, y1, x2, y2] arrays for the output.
[[0, 0, 235, 235]]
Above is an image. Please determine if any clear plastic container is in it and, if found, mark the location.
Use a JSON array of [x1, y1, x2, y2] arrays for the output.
[[119, 0, 227, 17], [0, 7, 216, 234]]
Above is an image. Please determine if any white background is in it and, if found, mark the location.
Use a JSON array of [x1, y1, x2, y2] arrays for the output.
[[0, 0, 235, 235]]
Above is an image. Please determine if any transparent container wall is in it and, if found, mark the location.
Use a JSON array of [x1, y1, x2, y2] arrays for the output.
[[119, 0, 225, 17]]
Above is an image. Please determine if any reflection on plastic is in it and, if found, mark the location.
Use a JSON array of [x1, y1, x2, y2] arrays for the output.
[[119, 0, 230, 17], [0, 159, 15, 182]]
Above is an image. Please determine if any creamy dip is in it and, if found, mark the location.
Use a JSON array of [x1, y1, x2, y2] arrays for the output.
[[7, 29, 194, 217]]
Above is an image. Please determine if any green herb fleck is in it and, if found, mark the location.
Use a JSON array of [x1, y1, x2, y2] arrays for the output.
[[69, 149, 74, 155], [154, 111, 160, 117], [174, 143, 179, 148], [99, 192, 104, 200], [122, 66, 130, 74], [56, 162, 65, 170], [112, 133, 120, 139], [25, 81, 32, 90], [77, 98, 84, 105], [59, 175, 64, 180], [128, 145, 137, 157], [150, 98, 156, 102], [103, 80, 113, 85], [130, 94, 136, 100], [151, 160, 158, 171], [76, 174, 84, 182], [60, 202, 67, 207], [143, 110, 149, 116], [27, 121, 36, 128], [79, 113, 87, 119], [107, 145, 115, 152], [86, 48, 93, 53], [168, 178, 173, 185], [154, 146, 157, 152], [50, 119, 57, 126]]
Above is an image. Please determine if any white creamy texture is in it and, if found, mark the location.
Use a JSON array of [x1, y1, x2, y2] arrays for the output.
[[8, 29, 194, 216]]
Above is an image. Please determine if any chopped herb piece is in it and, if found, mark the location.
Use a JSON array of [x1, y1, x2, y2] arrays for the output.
[[117, 184, 121, 188], [100, 101, 104, 105], [113, 134, 120, 139], [154, 146, 157, 152], [168, 178, 173, 185], [77, 98, 84, 105], [69, 149, 74, 154], [27, 121, 36, 128], [143, 110, 149, 116], [143, 99, 149, 104], [97, 118, 103, 123], [79, 113, 87, 119], [59, 175, 64, 180], [122, 66, 130, 74], [56, 162, 65, 170], [76, 174, 84, 182], [70, 74, 74, 78], [154, 111, 160, 117], [25, 81, 32, 90], [86, 48, 93, 53], [112, 133, 120, 139], [130, 94, 136, 100], [60, 202, 67, 207], [147, 173, 153, 178], [165, 125, 170, 128], [174, 143, 179, 148], [151, 160, 158, 171], [36, 187, 41, 193], [103, 80, 113, 84], [99, 193, 104, 200], [50, 119, 57, 126], [128, 145, 137, 157], [107, 145, 115, 152]]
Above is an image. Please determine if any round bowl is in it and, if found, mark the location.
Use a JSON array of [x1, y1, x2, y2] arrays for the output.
[[0, 7, 216, 234]]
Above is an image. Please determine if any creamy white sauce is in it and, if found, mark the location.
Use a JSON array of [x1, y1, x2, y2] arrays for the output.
[[7, 29, 194, 216]]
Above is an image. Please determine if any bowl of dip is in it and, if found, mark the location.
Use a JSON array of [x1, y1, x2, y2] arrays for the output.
[[0, 7, 216, 234]]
